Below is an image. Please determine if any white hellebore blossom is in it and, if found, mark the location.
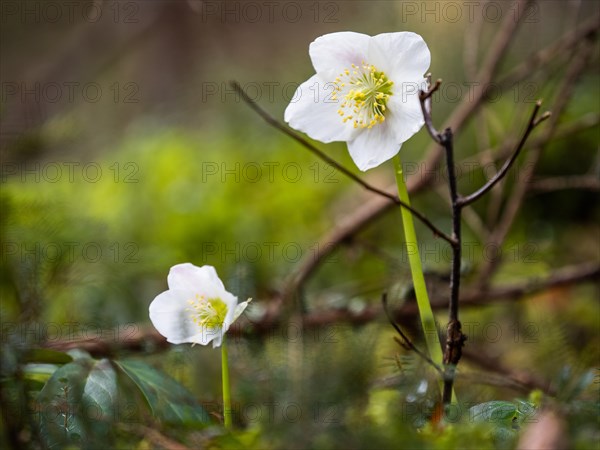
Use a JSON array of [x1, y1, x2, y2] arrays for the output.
[[149, 263, 250, 348], [285, 31, 431, 171]]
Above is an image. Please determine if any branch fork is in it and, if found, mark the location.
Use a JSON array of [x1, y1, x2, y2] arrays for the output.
[[418, 76, 550, 405], [233, 71, 551, 408]]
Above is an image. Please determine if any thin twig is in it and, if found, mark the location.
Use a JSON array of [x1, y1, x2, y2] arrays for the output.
[[434, 185, 489, 241], [230, 81, 396, 202], [528, 175, 600, 193], [461, 349, 555, 396], [419, 78, 443, 143], [230, 80, 456, 246], [419, 75, 466, 405], [382, 293, 443, 375], [458, 102, 550, 207]]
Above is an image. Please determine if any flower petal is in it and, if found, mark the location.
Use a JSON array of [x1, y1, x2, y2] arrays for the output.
[[347, 126, 401, 171], [386, 79, 427, 142], [233, 299, 251, 322], [189, 327, 223, 347], [149, 289, 199, 344], [370, 32, 431, 82], [211, 331, 225, 348], [167, 263, 225, 293], [309, 31, 371, 79], [221, 291, 239, 332], [284, 74, 357, 143]]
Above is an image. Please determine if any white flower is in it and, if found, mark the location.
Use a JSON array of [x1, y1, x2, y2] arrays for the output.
[[284, 31, 430, 171], [149, 263, 250, 348]]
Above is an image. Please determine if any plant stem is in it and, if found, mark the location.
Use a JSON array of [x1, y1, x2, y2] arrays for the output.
[[221, 337, 232, 429], [393, 155, 446, 396]]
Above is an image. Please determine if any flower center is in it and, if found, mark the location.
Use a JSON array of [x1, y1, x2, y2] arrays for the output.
[[333, 63, 393, 129], [187, 295, 228, 329]]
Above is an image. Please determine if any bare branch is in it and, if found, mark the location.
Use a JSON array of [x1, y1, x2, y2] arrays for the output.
[[462, 349, 555, 396], [529, 175, 600, 193], [41, 262, 599, 358], [229, 81, 397, 204], [382, 293, 443, 375], [419, 78, 443, 143], [458, 101, 550, 207]]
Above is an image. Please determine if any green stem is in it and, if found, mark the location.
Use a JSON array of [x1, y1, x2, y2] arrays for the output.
[[393, 155, 448, 397], [221, 337, 232, 429]]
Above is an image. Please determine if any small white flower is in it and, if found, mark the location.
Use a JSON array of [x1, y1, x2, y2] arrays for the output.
[[149, 263, 250, 348], [285, 31, 430, 171]]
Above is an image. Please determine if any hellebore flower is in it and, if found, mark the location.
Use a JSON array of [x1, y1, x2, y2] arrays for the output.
[[284, 31, 430, 171], [149, 263, 250, 348]]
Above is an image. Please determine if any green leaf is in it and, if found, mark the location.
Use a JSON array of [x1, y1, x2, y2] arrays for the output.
[[36, 358, 117, 449], [23, 363, 60, 389], [514, 399, 537, 426], [469, 401, 517, 425], [23, 348, 73, 365], [114, 359, 210, 426]]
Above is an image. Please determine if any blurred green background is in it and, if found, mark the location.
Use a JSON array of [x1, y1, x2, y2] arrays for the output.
[[1, 1, 599, 449]]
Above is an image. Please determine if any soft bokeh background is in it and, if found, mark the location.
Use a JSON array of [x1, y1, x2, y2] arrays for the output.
[[1, 1, 599, 449]]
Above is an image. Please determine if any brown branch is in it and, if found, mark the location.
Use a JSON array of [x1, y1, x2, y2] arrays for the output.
[[40, 262, 599, 358], [462, 349, 556, 396], [382, 293, 443, 375], [458, 102, 551, 207], [419, 77, 443, 143], [230, 81, 398, 204], [528, 176, 600, 193]]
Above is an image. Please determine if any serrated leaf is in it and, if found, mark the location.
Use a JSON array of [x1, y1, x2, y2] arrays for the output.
[[36, 358, 117, 449], [114, 359, 210, 426]]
